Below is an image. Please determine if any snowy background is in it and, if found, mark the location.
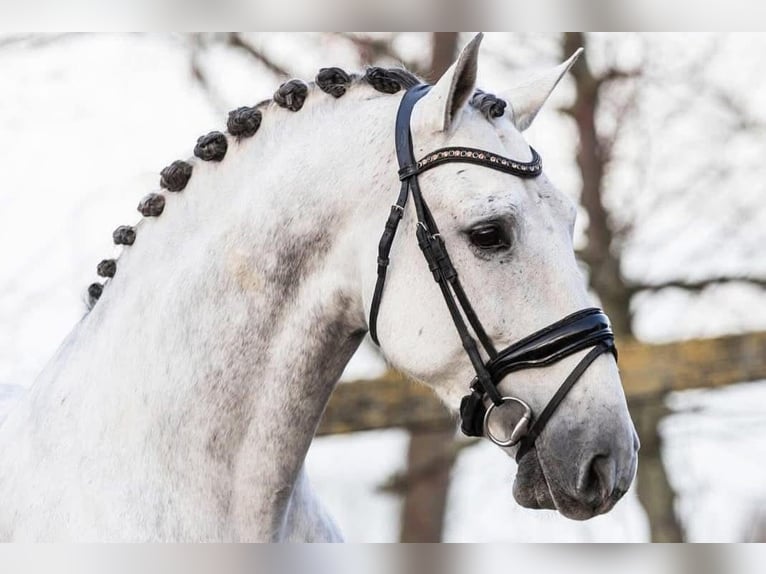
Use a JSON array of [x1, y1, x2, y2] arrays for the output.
[[1, 33, 765, 541]]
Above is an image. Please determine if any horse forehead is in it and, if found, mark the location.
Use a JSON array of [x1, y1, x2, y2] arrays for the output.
[[463, 114, 533, 161], [429, 131, 540, 203], [411, 106, 533, 159], [407, 107, 550, 213], [496, 118, 535, 161]]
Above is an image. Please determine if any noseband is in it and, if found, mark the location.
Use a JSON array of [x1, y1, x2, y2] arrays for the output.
[[368, 84, 617, 460]]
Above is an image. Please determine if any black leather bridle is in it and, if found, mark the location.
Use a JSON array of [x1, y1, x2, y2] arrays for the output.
[[369, 84, 617, 461]]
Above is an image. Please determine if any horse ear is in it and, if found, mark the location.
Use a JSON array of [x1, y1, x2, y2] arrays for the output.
[[501, 48, 583, 132], [418, 33, 483, 132]]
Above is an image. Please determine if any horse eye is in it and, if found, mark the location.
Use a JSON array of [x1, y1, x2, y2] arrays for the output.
[[469, 224, 510, 250]]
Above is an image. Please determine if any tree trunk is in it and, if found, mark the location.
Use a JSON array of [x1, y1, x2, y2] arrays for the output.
[[563, 32, 683, 542], [563, 33, 634, 336], [399, 426, 457, 542], [428, 33, 459, 83], [631, 398, 685, 542]]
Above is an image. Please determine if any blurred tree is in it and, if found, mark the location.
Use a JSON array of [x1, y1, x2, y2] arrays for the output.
[[560, 32, 766, 541], [561, 32, 684, 541]]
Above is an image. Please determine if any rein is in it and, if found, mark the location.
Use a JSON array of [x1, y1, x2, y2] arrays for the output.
[[369, 85, 617, 460]]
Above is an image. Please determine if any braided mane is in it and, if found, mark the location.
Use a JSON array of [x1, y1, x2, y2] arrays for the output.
[[86, 66, 508, 309]]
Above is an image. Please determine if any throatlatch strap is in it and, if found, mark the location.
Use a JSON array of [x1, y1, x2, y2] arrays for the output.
[[368, 85, 432, 345], [369, 182, 408, 345]]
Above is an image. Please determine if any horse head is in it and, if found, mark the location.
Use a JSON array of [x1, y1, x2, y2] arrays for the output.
[[368, 34, 638, 520]]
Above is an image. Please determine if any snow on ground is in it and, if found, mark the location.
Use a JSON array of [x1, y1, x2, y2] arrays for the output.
[[1, 33, 765, 541]]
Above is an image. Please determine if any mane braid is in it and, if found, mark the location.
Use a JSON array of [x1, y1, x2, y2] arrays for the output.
[[85, 64, 506, 311], [112, 225, 136, 246], [227, 107, 262, 137], [87, 282, 103, 309], [194, 132, 228, 161], [97, 259, 116, 278], [137, 193, 165, 217], [364, 67, 421, 94], [160, 160, 193, 192], [274, 79, 308, 111], [316, 67, 352, 98], [471, 89, 507, 120]]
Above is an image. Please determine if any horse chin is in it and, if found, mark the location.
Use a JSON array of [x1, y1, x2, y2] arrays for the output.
[[513, 448, 556, 511], [513, 448, 617, 521]]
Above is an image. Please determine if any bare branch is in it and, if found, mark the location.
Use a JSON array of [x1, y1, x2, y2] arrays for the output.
[[227, 33, 290, 78], [697, 82, 766, 132], [335, 32, 400, 63], [562, 32, 634, 336], [597, 73, 642, 164], [483, 33, 562, 71], [638, 35, 764, 133], [377, 438, 479, 494], [188, 34, 227, 116], [596, 68, 642, 87], [0, 33, 83, 49], [331, 32, 424, 75], [646, 73, 766, 133], [631, 276, 766, 294]]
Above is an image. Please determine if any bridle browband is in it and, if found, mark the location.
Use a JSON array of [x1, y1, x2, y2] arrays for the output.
[[369, 84, 617, 461]]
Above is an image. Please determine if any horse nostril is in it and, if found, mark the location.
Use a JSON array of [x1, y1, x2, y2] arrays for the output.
[[578, 454, 616, 507]]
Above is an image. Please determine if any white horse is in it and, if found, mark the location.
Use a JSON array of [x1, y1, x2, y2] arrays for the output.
[[0, 34, 638, 541]]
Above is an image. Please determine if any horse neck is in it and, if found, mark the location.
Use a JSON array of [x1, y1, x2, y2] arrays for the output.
[[24, 91, 396, 537]]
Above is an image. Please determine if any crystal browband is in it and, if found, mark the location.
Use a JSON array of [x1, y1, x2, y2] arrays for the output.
[[398, 146, 543, 180]]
